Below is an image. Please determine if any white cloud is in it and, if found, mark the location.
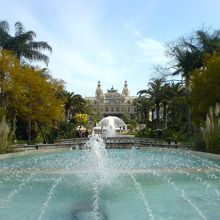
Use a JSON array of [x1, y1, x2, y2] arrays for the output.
[[125, 27, 167, 68], [1, 1, 169, 96], [48, 43, 128, 95], [95, 49, 117, 64], [135, 37, 167, 64], [132, 30, 141, 37]]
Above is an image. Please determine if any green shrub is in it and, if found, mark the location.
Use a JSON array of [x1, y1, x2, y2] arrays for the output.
[[163, 129, 175, 139], [190, 133, 206, 151], [135, 128, 156, 138], [203, 103, 220, 153], [206, 128, 220, 153], [0, 118, 13, 153]]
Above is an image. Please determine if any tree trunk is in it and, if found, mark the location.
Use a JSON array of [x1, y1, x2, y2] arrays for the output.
[[12, 113, 16, 132], [185, 77, 191, 137], [144, 109, 149, 125], [151, 108, 155, 121], [156, 103, 160, 128], [163, 103, 167, 130], [28, 118, 31, 144]]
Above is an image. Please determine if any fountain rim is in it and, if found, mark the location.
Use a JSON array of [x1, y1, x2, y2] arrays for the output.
[[1, 146, 220, 161]]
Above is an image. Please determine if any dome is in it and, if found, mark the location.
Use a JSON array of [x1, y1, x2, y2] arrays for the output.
[[105, 86, 121, 98], [97, 116, 127, 130], [105, 92, 121, 98]]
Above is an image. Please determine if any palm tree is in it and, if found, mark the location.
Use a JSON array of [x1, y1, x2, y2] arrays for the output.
[[166, 29, 220, 135], [196, 29, 220, 57], [138, 78, 165, 128], [0, 20, 52, 65], [164, 82, 185, 130], [64, 92, 75, 122], [134, 96, 151, 124], [64, 92, 94, 123], [166, 39, 201, 86]]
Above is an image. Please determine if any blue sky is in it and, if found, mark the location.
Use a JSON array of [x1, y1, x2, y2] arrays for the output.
[[1, 0, 220, 96]]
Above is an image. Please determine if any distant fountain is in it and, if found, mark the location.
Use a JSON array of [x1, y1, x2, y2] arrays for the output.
[[102, 126, 117, 137], [93, 116, 127, 137]]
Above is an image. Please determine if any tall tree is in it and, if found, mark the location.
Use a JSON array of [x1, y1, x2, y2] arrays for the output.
[[138, 78, 165, 128], [195, 29, 220, 57], [167, 39, 201, 134], [0, 50, 22, 119], [0, 20, 52, 65], [166, 29, 220, 82], [0, 50, 65, 143], [191, 53, 220, 125], [164, 82, 186, 131], [134, 96, 151, 124], [64, 92, 94, 123], [166, 28, 220, 135]]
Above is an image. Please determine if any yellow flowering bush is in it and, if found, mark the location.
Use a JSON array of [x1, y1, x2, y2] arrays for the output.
[[75, 113, 89, 124]]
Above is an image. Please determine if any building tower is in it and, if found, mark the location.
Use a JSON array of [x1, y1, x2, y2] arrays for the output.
[[122, 80, 130, 97], [95, 80, 104, 102]]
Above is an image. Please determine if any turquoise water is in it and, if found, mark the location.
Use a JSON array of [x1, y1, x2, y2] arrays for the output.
[[0, 148, 220, 220]]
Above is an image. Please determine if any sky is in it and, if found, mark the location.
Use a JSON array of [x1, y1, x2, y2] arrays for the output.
[[1, 0, 220, 97]]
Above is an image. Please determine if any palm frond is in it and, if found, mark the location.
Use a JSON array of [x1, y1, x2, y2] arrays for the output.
[[137, 89, 148, 96], [2, 37, 18, 51], [172, 69, 181, 75], [1, 20, 52, 65], [15, 21, 25, 36], [23, 49, 50, 65], [29, 41, 52, 52], [0, 21, 11, 47], [0, 20, 9, 33], [14, 31, 36, 42]]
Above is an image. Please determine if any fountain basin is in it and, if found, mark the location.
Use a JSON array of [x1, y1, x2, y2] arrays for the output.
[[0, 148, 220, 220]]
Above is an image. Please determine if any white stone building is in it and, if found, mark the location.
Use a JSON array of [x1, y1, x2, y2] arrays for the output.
[[85, 81, 137, 119]]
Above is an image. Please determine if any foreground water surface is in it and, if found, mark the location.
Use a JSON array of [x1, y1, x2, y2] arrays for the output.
[[0, 146, 220, 220]]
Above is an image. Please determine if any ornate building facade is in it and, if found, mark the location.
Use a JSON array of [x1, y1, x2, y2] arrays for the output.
[[85, 81, 137, 119]]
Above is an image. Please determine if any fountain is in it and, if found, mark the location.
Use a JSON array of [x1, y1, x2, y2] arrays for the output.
[[93, 116, 127, 136], [0, 133, 220, 220]]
